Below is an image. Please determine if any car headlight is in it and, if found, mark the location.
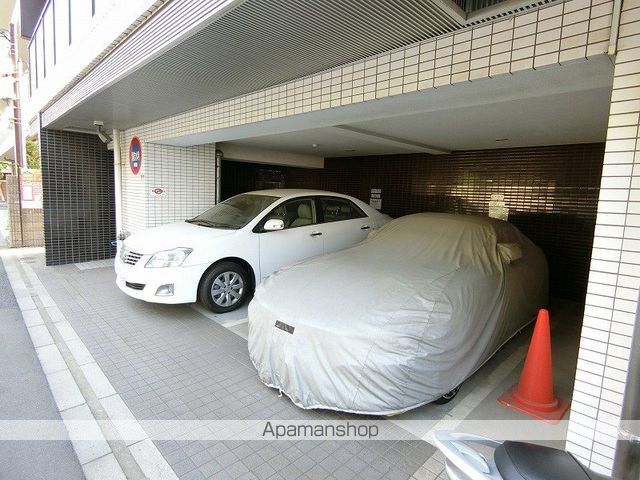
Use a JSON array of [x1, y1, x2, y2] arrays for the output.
[[145, 248, 193, 268]]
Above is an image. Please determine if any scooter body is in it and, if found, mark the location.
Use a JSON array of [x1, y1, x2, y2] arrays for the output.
[[433, 431, 611, 480], [434, 431, 503, 480]]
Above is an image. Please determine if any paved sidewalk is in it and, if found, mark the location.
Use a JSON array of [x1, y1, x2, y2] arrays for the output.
[[27, 256, 437, 480], [0, 241, 85, 480]]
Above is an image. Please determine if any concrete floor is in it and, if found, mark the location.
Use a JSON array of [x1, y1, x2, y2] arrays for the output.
[[1, 249, 584, 480]]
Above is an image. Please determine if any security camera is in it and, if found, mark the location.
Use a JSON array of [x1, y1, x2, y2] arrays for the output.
[[97, 130, 112, 144], [93, 120, 112, 144]]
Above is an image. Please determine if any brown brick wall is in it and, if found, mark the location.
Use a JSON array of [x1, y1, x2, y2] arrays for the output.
[[222, 143, 605, 301]]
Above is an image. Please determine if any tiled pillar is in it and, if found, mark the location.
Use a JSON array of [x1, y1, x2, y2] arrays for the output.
[[566, 0, 640, 475], [119, 132, 217, 234]]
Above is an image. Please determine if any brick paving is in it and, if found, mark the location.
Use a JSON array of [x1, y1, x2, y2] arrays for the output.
[[31, 258, 435, 479]]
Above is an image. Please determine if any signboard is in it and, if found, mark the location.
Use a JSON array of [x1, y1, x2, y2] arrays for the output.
[[369, 188, 382, 210], [129, 137, 142, 175]]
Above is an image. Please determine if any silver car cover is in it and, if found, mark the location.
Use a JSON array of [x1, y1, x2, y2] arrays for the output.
[[248, 213, 548, 415]]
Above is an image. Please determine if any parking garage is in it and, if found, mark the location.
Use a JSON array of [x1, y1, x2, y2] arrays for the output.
[[6, 0, 640, 478]]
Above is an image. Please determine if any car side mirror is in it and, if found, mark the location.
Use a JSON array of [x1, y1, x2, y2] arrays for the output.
[[498, 243, 522, 264], [264, 219, 285, 231]]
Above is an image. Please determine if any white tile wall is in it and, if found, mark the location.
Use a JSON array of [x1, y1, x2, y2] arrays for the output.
[[566, 0, 640, 475], [119, 133, 216, 233]]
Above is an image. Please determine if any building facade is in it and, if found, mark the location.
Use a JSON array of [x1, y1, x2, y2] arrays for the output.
[[17, 0, 640, 475]]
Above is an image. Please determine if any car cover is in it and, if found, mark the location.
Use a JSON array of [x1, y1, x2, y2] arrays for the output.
[[248, 213, 548, 415]]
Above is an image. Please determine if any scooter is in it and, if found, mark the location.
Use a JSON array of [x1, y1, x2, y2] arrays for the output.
[[433, 430, 611, 480]]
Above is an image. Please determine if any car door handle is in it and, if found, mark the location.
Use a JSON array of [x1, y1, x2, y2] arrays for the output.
[[360, 225, 371, 230], [310, 231, 323, 237]]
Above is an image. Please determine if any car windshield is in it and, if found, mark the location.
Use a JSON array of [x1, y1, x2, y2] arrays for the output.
[[187, 194, 279, 229]]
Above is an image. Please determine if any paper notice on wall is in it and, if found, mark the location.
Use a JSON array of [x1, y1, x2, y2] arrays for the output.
[[489, 206, 509, 221], [369, 198, 382, 210], [488, 193, 508, 221], [370, 188, 382, 210]]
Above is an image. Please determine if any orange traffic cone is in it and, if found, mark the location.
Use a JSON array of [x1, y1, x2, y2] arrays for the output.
[[498, 309, 569, 423]]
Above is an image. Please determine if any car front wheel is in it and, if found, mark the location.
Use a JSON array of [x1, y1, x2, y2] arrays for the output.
[[199, 262, 250, 313]]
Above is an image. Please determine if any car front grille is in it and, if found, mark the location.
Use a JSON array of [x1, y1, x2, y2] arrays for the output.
[[125, 282, 146, 290], [121, 249, 143, 266]]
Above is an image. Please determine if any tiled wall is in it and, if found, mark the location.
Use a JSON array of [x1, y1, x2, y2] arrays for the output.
[[566, 0, 640, 474], [119, 0, 613, 145], [222, 143, 605, 301], [119, 133, 217, 234], [40, 129, 116, 265]]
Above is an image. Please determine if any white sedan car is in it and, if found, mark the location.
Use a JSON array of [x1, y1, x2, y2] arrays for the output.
[[115, 189, 390, 312]]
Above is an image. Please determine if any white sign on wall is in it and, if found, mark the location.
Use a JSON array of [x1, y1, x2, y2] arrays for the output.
[[489, 193, 509, 221], [370, 188, 382, 210]]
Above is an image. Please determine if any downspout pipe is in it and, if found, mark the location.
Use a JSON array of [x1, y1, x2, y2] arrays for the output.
[[113, 129, 124, 247], [215, 148, 223, 204], [608, 0, 623, 56], [10, 23, 24, 247]]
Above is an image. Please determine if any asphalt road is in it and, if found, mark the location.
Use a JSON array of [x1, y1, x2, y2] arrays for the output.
[[0, 228, 85, 480]]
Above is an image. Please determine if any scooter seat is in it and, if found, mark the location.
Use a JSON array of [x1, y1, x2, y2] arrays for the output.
[[495, 441, 610, 480]]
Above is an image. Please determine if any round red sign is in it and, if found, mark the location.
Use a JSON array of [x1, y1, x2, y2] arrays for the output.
[[129, 137, 142, 174]]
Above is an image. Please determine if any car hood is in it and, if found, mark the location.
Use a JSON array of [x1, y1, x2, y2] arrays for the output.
[[123, 221, 237, 254]]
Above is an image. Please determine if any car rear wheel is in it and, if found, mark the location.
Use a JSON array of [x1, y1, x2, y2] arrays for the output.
[[199, 262, 249, 313], [433, 386, 461, 405]]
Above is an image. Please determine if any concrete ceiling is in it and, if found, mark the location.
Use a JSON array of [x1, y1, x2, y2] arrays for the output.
[[221, 87, 612, 156]]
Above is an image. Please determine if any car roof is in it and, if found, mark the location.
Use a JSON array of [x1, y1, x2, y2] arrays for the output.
[[394, 212, 526, 244], [398, 212, 513, 231], [243, 189, 354, 199]]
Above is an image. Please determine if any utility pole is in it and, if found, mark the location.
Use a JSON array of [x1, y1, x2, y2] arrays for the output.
[[8, 23, 24, 246]]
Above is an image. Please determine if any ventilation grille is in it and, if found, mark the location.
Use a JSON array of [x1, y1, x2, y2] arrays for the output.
[[466, 0, 557, 25], [120, 249, 143, 266], [461, 0, 506, 12]]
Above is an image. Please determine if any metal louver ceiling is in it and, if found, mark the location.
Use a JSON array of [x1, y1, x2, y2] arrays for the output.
[[50, 0, 470, 131]]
